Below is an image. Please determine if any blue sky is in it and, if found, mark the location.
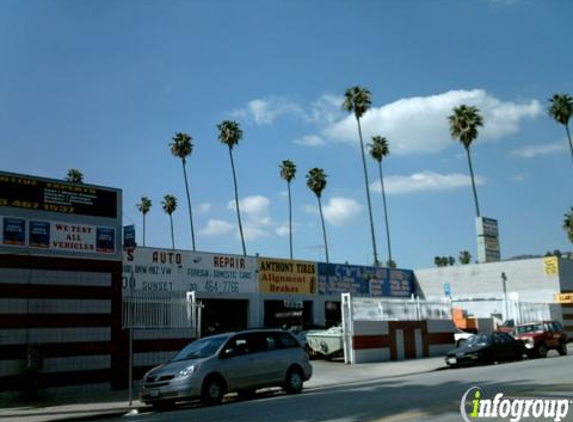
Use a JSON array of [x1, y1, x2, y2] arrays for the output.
[[1, 0, 571, 269]]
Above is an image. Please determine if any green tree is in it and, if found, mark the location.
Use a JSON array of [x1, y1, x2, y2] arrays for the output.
[[564, 207, 573, 244], [170, 132, 196, 251], [217, 120, 247, 256], [459, 250, 472, 265], [369, 135, 393, 266], [448, 105, 484, 217], [161, 194, 177, 249], [306, 167, 329, 263], [136, 196, 152, 247], [65, 168, 84, 183], [343, 86, 379, 266], [280, 159, 297, 259], [548, 94, 573, 162]]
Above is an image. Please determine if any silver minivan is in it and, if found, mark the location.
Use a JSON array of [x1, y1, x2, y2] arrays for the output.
[[140, 329, 313, 407]]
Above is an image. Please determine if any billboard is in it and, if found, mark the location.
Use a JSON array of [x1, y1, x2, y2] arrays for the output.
[[0, 172, 118, 218], [318, 263, 414, 298], [258, 258, 317, 295], [476, 217, 501, 263], [123, 247, 257, 294], [0, 217, 116, 254]]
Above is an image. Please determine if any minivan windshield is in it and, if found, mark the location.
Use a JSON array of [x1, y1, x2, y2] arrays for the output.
[[171, 336, 227, 361]]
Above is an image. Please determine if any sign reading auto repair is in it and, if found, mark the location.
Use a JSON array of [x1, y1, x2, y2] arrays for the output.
[[258, 258, 317, 294], [123, 247, 256, 293]]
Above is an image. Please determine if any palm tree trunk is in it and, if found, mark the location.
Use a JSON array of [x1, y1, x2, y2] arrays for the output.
[[566, 123, 573, 163], [142, 214, 146, 247], [377, 162, 393, 264], [288, 181, 293, 260], [317, 197, 329, 264], [356, 117, 379, 266], [465, 146, 481, 218], [169, 214, 175, 249], [182, 161, 196, 251], [228, 148, 247, 256]]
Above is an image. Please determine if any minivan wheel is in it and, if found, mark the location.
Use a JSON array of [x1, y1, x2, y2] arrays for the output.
[[536, 343, 548, 358], [284, 368, 303, 394], [558, 342, 568, 356], [201, 376, 226, 405]]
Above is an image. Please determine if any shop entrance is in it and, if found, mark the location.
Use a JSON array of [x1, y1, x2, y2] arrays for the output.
[[264, 300, 313, 330], [200, 299, 249, 335], [325, 301, 341, 327]]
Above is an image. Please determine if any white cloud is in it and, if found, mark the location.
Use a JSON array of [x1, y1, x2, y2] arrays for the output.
[[195, 202, 211, 214], [510, 142, 566, 158], [321, 89, 541, 155], [512, 174, 526, 183], [370, 171, 486, 195], [304, 197, 362, 227], [275, 224, 291, 237], [228, 195, 273, 240], [293, 135, 326, 147], [231, 97, 304, 126], [231, 93, 343, 127], [228, 195, 270, 219], [198, 219, 234, 237]]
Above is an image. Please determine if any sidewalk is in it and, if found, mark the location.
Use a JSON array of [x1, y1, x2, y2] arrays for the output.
[[0, 357, 446, 422]]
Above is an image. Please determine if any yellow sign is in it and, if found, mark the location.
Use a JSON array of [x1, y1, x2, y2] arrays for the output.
[[544, 257, 559, 276], [554, 293, 573, 303], [259, 258, 317, 294]]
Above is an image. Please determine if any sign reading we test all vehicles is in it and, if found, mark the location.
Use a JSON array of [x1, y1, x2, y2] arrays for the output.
[[123, 247, 257, 293]]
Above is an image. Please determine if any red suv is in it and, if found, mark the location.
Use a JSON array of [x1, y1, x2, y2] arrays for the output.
[[513, 321, 568, 358]]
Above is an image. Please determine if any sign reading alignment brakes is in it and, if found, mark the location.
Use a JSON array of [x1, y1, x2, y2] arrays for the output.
[[258, 257, 317, 294]]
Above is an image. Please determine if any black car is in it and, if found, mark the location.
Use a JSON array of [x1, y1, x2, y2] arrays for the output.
[[445, 332, 524, 367]]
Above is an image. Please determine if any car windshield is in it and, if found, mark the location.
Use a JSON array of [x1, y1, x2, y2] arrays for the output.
[[465, 334, 490, 347], [515, 324, 544, 334], [171, 336, 227, 361]]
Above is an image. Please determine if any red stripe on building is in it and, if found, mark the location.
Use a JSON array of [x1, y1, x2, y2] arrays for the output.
[[352, 335, 390, 350]]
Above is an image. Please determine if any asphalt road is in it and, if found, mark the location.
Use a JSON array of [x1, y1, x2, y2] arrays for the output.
[[112, 353, 573, 422]]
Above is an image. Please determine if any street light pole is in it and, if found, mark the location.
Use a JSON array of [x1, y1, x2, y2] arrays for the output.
[[501, 272, 509, 321]]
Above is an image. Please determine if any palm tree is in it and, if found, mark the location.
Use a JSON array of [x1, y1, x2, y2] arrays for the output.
[[161, 194, 177, 249], [564, 207, 573, 244], [306, 167, 329, 263], [548, 94, 573, 162], [217, 120, 247, 256], [279, 159, 297, 259], [170, 132, 196, 251], [65, 169, 84, 183], [343, 86, 379, 266], [369, 136, 393, 266], [459, 250, 472, 265], [448, 105, 484, 217], [136, 196, 152, 247]]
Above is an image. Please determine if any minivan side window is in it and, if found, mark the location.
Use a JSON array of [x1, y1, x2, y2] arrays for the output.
[[222, 335, 250, 357], [277, 332, 299, 349]]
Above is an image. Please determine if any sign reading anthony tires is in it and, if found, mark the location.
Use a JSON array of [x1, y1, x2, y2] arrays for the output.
[[123, 247, 256, 294], [258, 258, 317, 294]]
